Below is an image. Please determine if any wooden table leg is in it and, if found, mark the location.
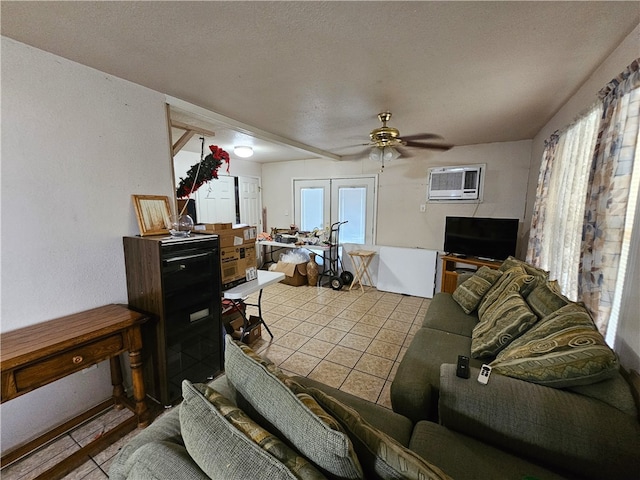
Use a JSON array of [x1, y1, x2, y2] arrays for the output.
[[127, 325, 149, 427], [362, 255, 375, 286], [109, 356, 125, 410]]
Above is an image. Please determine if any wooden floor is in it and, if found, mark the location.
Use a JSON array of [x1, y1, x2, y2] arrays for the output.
[[2, 282, 428, 479]]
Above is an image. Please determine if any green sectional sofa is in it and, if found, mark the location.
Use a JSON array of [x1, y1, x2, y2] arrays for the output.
[[391, 257, 640, 479], [110, 257, 640, 479], [111, 336, 582, 480]]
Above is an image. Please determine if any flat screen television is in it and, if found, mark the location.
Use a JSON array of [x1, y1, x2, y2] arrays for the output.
[[444, 216, 519, 261]]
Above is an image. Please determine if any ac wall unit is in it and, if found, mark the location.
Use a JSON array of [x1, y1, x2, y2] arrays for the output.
[[427, 164, 484, 201]]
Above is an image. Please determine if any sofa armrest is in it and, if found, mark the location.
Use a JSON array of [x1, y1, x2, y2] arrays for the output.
[[439, 363, 640, 480]]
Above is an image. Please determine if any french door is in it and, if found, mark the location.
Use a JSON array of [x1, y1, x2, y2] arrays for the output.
[[293, 176, 376, 245]]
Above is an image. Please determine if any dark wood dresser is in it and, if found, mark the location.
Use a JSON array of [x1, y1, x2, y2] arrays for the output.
[[123, 235, 223, 406]]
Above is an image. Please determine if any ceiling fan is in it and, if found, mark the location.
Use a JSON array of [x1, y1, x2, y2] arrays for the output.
[[369, 111, 452, 151], [352, 112, 453, 168]]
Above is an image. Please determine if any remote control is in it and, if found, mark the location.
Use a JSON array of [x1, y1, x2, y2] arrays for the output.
[[478, 364, 492, 384], [456, 355, 470, 379]]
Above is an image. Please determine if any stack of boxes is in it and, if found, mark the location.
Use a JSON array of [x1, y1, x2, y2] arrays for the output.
[[194, 223, 258, 290]]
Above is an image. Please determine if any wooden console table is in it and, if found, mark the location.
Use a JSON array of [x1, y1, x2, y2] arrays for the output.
[[0, 304, 150, 478], [440, 255, 502, 293]]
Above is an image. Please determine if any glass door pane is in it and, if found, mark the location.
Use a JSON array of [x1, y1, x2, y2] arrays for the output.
[[301, 188, 325, 231], [294, 179, 330, 232], [337, 187, 366, 243], [331, 177, 376, 245]]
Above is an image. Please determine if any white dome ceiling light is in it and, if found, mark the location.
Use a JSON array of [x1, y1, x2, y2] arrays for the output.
[[234, 146, 254, 158]]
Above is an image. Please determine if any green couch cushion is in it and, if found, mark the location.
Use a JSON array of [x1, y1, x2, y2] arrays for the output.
[[438, 363, 640, 480], [471, 291, 538, 358], [491, 303, 619, 388], [477, 266, 538, 319], [109, 408, 209, 480], [567, 373, 639, 417], [452, 266, 503, 314], [307, 387, 452, 480], [391, 327, 481, 422], [180, 381, 326, 480], [224, 335, 363, 479], [422, 293, 478, 337], [122, 441, 211, 480], [525, 282, 569, 318], [292, 376, 414, 448], [409, 421, 568, 480]]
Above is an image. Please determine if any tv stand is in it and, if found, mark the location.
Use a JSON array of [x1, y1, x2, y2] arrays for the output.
[[440, 254, 502, 294]]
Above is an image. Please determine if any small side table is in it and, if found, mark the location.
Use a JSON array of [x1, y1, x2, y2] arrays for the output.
[[347, 250, 376, 292]]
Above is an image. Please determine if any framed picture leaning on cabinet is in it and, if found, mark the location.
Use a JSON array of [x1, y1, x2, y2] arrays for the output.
[[132, 194, 171, 236]]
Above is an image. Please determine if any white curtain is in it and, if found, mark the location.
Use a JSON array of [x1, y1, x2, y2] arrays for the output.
[[538, 103, 602, 300]]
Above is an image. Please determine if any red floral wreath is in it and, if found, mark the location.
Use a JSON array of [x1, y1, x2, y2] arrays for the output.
[[177, 145, 230, 199]]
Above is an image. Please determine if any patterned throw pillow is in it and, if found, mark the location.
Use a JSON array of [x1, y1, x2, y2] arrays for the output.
[[224, 335, 363, 479], [477, 266, 538, 318], [499, 256, 550, 279], [525, 282, 569, 318], [491, 303, 619, 388], [306, 387, 452, 480], [452, 266, 503, 314], [471, 291, 538, 358], [180, 381, 327, 480]]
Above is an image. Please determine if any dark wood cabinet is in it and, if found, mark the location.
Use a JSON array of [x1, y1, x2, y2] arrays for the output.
[[123, 235, 222, 406]]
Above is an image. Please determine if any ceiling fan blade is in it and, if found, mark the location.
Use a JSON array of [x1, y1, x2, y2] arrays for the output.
[[396, 146, 415, 158], [401, 133, 445, 142], [404, 140, 453, 151]]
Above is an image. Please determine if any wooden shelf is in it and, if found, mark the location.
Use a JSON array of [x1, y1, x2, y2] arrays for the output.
[[440, 255, 502, 293]]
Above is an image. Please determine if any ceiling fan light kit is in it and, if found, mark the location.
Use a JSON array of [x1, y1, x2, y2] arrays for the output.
[[369, 146, 401, 162]]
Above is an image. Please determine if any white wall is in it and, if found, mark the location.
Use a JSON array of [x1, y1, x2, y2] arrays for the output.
[[524, 24, 640, 370], [262, 140, 532, 252], [0, 38, 174, 453]]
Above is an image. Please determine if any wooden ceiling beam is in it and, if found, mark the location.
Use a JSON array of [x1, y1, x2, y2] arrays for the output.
[[170, 120, 216, 156]]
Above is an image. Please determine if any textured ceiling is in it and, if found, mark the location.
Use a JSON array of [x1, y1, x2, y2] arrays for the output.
[[2, 1, 638, 162]]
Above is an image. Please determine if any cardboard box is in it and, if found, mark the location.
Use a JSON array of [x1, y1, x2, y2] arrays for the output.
[[192, 225, 259, 289], [221, 244, 257, 290], [217, 226, 258, 248], [273, 261, 307, 286], [194, 222, 232, 232], [194, 224, 257, 247], [228, 315, 262, 344], [244, 316, 262, 344]]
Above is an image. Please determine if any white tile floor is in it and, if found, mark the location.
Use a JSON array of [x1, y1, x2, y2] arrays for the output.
[[2, 282, 428, 479]]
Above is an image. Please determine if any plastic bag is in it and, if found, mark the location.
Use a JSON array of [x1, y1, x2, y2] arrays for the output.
[[280, 249, 310, 264]]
